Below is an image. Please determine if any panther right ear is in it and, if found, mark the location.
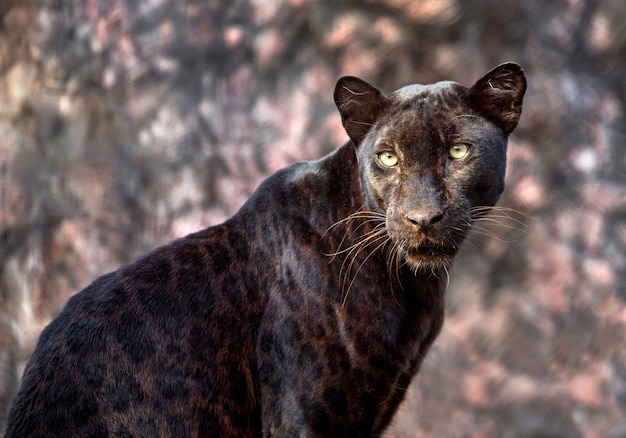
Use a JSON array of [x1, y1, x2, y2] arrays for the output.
[[467, 62, 526, 135], [334, 76, 385, 144]]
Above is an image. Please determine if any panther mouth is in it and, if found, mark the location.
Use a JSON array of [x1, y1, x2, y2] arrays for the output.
[[402, 242, 456, 268]]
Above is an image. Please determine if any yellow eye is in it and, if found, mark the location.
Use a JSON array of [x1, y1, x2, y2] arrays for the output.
[[378, 151, 398, 167], [449, 144, 469, 160]]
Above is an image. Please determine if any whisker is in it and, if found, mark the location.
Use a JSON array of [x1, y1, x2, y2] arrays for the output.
[[340, 232, 388, 279], [325, 209, 386, 232], [471, 205, 530, 215], [324, 209, 387, 264], [474, 216, 528, 231], [468, 227, 521, 244], [336, 229, 388, 288], [450, 114, 482, 123], [442, 264, 451, 290], [467, 205, 530, 243], [327, 227, 387, 258], [342, 236, 391, 306], [385, 239, 405, 304], [471, 206, 530, 227]]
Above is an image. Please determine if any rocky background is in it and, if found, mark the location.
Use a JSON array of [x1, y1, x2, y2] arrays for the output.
[[1, 0, 625, 435]]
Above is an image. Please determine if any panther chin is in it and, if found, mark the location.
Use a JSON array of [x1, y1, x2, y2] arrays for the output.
[[402, 244, 456, 271]]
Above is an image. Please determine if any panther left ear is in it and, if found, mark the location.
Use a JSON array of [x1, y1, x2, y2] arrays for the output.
[[467, 62, 527, 134], [334, 76, 385, 144]]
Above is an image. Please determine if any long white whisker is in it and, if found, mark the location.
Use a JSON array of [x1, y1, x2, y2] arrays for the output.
[[340, 232, 388, 274], [442, 264, 450, 290], [342, 237, 390, 306], [327, 228, 387, 258]]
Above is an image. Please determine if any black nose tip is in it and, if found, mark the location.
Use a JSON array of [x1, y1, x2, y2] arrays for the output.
[[405, 211, 444, 230]]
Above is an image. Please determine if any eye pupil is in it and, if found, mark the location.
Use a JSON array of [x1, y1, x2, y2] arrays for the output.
[[449, 144, 469, 159], [378, 151, 398, 167]]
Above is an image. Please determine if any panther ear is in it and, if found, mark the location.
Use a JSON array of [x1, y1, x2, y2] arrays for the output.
[[467, 62, 526, 134], [334, 76, 385, 144]]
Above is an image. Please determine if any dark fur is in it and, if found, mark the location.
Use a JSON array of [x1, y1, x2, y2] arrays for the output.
[[6, 63, 525, 437]]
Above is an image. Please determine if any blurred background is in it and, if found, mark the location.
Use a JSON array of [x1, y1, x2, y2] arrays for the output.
[[1, 0, 625, 435]]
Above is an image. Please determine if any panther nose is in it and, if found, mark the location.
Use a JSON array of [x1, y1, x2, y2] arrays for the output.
[[404, 210, 444, 231]]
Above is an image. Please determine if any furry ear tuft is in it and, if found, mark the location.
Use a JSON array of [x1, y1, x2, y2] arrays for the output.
[[334, 77, 385, 144], [467, 63, 526, 134]]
